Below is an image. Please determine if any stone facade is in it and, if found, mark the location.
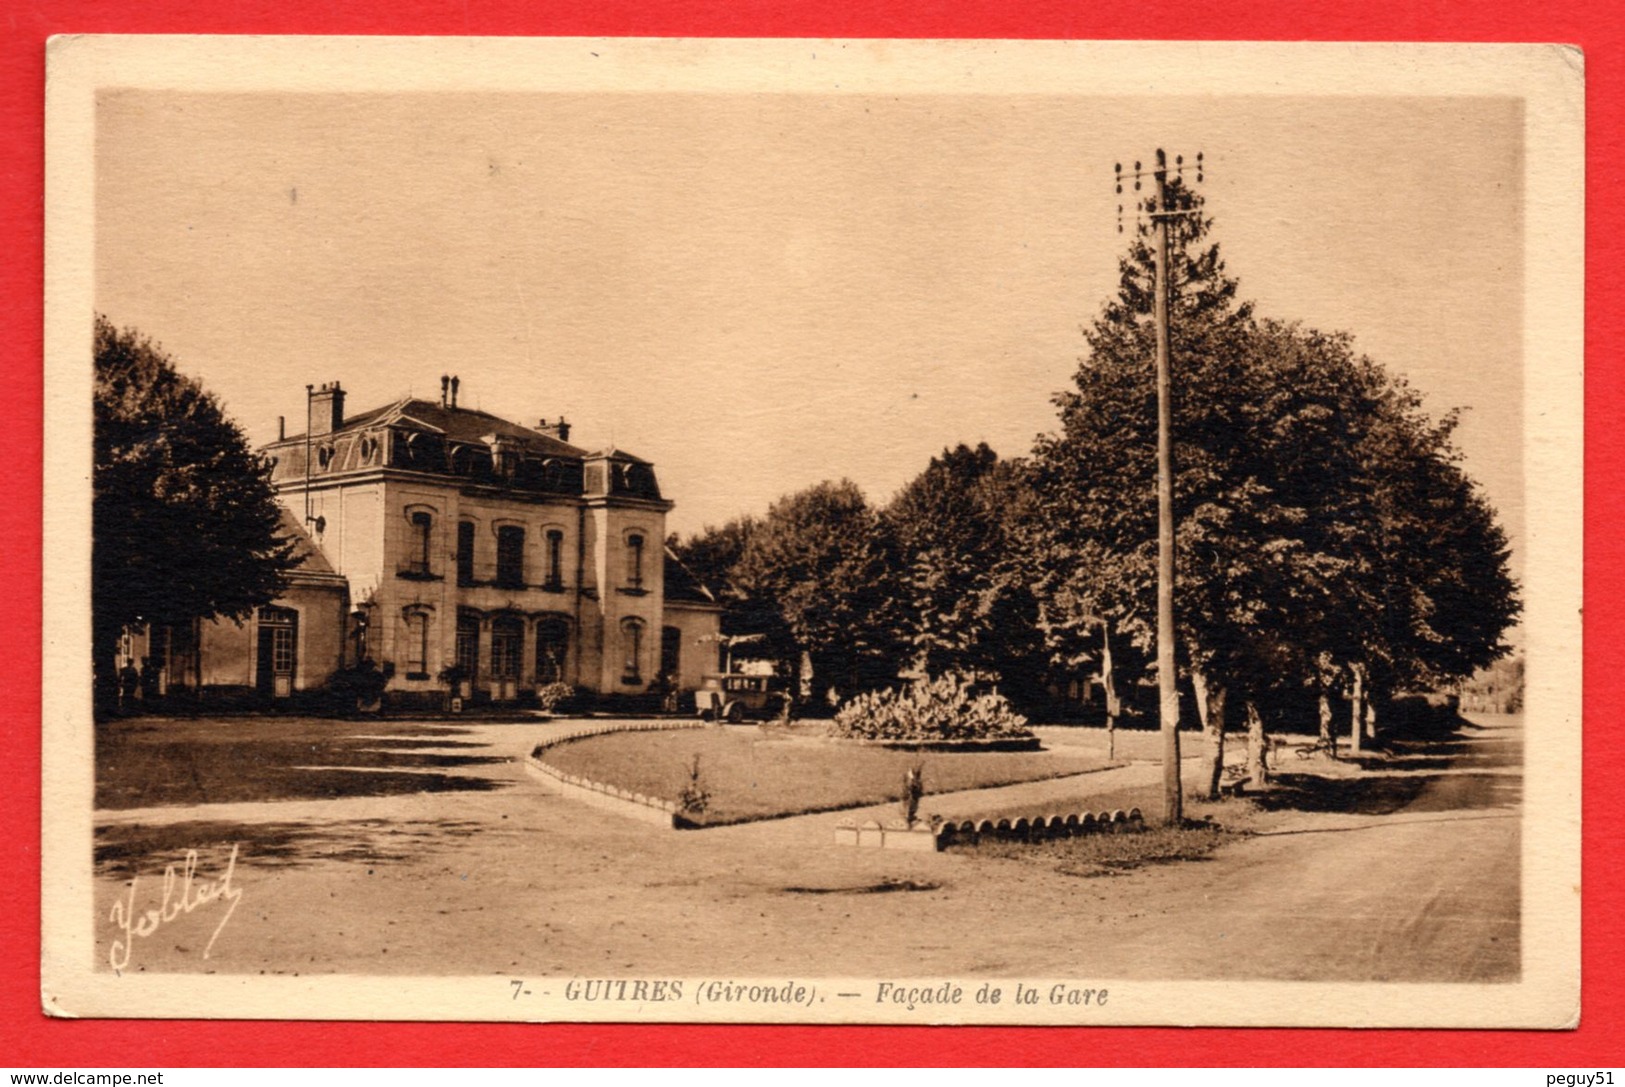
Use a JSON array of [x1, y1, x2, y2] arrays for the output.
[[122, 378, 722, 710]]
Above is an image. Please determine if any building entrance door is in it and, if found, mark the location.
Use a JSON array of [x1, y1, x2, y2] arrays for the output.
[[490, 616, 522, 703], [256, 607, 298, 700], [454, 611, 481, 700]]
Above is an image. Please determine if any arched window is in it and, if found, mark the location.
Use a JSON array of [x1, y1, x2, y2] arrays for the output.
[[535, 615, 571, 684], [496, 525, 526, 589], [403, 611, 429, 677], [491, 615, 523, 680], [408, 511, 433, 576], [660, 625, 681, 683], [625, 533, 645, 591], [545, 529, 565, 591], [620, 617, 645, 685]]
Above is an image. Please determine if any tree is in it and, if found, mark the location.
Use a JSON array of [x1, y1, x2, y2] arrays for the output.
[[1334, 375, 1521, 743], [1029, 180, 1264, 791], [668, 515, 758, 602], [1028, 188, 1519, 797], [94, 315, 297, 709], [730, 479, 900, 701], [882, 444, 1043, 691]]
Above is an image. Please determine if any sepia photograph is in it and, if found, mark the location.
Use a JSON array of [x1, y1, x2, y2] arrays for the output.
[[41, 36, 1582, 1026]]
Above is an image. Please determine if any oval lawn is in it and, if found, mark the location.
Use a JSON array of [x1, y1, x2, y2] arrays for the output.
[[539, 724, 1112, 826]]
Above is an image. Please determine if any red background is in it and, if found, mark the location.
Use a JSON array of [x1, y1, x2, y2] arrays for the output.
[[4, 0, 1617, 1067]]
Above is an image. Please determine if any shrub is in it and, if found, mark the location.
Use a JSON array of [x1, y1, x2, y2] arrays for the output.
[[535, 682, 575, 713], [324, 660, 390, 713], [832, 672, 1033, 743]]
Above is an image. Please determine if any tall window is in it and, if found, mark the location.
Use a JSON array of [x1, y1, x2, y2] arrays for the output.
[[545, 529, 565, 591], [456, 521, 476, 586], [620, 617, 645, 684], [625, 533, 645, 590], [496, 525, 526, 589], [536, 616, 570, 684], [491, 616, 523, 680], [454, 612, 480, 681], [660, 625, 681, 683], [404, 612, 428, 677], [407, 512, 433, 575]]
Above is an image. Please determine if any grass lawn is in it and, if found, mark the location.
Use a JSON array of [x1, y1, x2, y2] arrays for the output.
[[539, 725, 1112, 825]]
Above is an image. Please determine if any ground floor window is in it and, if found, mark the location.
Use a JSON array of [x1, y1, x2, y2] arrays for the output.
[[404, 612, 429, 677], [621, 617, 645, 684], [491, 616, 523, 680], [660, 625, 681, 683], [455, 612, 480, 682], [536, 615, 570, 684]]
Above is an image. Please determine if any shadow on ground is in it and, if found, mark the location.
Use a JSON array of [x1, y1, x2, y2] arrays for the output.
[[94, 817, 488, 878], [96, 717, 514, 809], [1253, 706, 1522, 817]]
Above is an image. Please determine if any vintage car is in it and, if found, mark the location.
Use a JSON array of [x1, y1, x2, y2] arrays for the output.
[[694, 672, 789, 723]]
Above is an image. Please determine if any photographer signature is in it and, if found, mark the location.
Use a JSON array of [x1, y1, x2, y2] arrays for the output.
[[108, 844, 243, 972]]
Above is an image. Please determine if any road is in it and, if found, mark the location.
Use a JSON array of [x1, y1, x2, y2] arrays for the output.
[[88, 713, 1521, 984]]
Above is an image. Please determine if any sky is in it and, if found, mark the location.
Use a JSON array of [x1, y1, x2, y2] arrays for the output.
[[95, 90, 1523, 564]]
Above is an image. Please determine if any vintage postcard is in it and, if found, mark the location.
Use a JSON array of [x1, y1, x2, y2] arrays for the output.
[[42, 37, 1582, 1026]]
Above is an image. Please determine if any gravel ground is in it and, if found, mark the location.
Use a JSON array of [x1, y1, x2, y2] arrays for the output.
[[90, 714, 1521, 984]]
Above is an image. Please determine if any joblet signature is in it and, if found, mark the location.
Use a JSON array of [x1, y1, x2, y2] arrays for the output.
[[108, 844, 244, 972]]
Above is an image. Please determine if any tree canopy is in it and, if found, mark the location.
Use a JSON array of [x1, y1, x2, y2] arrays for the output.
[[1026, 185, 1518, 784], [722, 479, 899, 699], [94, 315, 297, 685], [881, 443, 1043, 687]]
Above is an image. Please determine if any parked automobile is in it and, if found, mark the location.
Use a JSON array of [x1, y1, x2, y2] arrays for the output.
[[694, 672, 788, 723]]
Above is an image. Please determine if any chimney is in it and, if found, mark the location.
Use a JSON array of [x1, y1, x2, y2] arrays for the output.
[[539, 416, 571, 442], [450, 375, 460, 409], [440, 374, 450, 407], [278, 415, 285, 441], [308, 381, 346, 437]]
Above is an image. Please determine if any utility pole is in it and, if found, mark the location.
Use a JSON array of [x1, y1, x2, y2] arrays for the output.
[[1118, 149, 1203, 825]]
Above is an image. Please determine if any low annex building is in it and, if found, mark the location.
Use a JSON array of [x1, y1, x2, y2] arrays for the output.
[[119, 376, 721, 710]]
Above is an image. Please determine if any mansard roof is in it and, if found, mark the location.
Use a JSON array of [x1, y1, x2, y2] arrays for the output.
[[287, 397, 588, 458]]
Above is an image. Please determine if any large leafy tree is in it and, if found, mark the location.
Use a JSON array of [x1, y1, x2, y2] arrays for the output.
[[882, 443, 1044, 695], [730, 479, 900, 701], [1027, 180, 1259, 780], [1028, 187, 1519, 795], [94, 315, 297, 707]]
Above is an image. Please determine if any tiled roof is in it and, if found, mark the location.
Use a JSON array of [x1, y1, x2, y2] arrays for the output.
[[288, 397, 588, 458], [663, 546, 718, 605], [276, 507, 346, 583]]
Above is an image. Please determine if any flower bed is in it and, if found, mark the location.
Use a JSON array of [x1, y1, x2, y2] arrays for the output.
[[831, 673, 1036, 746]]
